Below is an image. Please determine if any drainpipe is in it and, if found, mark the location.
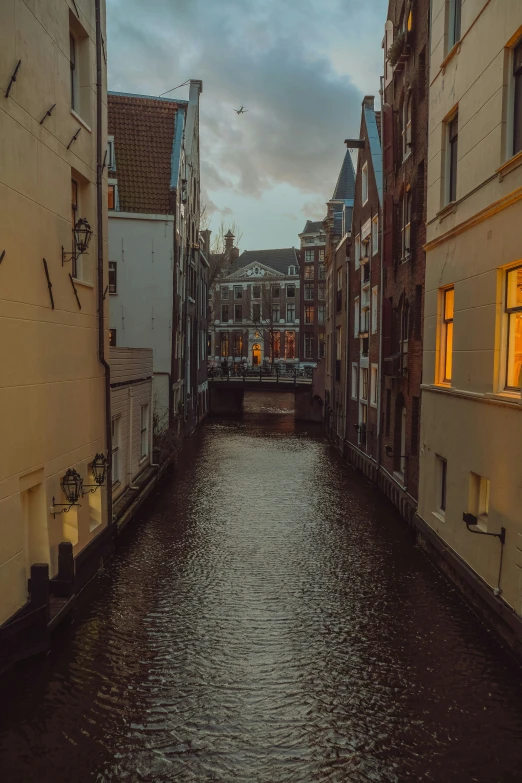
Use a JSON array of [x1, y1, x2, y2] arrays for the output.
[[95, 0, 112, 524], [376, 75, 385, 473]]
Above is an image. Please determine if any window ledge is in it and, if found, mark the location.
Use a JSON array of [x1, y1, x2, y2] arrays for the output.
[[432, 511, 446, 524], [436, 201, 457, 222], [392, 471, 406, 489], [440, 41, 461, 73], [73, 278, 94, 289], [484, 391, 522, 405], [70, 109, 92, 133], [139, 455, 148, 465], [497, 150, 522, 182]]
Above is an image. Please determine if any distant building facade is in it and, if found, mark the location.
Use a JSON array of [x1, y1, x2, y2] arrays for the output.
[[298, 221, 326, 364], [210, 249, 300, 366]]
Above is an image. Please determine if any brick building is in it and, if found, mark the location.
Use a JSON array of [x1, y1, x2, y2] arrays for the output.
[[345, 97, 382, 469], [380, 0, 429, 514], [210, 248, 300, 367], [298, 221, 326, 364]]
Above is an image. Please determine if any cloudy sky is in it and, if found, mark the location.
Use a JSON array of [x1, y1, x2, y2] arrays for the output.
[[107, 0, 387, 250]]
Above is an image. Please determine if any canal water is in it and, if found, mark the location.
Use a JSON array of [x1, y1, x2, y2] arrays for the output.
[[1, 393, 522, 783]]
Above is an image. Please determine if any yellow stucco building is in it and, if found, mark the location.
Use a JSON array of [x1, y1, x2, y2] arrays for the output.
[[0, 0, 110, 628], [419, 0, 522, 639]]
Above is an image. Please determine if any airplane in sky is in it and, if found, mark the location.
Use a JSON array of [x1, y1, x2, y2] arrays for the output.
[[234, 105, 249, 115]]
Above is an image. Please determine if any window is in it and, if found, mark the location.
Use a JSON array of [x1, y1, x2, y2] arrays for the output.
[[289, 265, 296, 275], [362, 162, 368, 204], [468, 473, 490, 529], [234, 285, 243, 299], [336, 326, 342, 359], [319, 333, 326, 358], [351, 363, 358, 400], [305, 250, 314, 262], [272, 285, 280, 299], [372, 216, 379, 255], [252, 285, 261, 299], [221, 286, 229, 300], [371, 286, 378, 334], [513, 40, 522, 156], [318, 283, 326, 299], [140, 405, 149, 459], [319, 249, 325, 262], [447, 0, 462, 50], [304, 334, 313, 359], [70, 33, 78, 111], [107, 138, 115, 170], [108, 184, 116, 210], [233, 332, 243, 357], [305, 305, 314, 325], [271, 332, 281, 359], [318, 304, 326, 324], [71, 178, 79, 277], [305, 283, 314, 300], [354, 235, 361, 269], [220, 332, 229, 357], [360, 367, 369, 401], [318, 263, 326, 280], [287, 303, 295, 321], [437, 456, 448, 514], [252, 303, 261, 322], [505, 265, 522, 389], [305, 264, 314, 280], [272, 304, 281, 322], [221, 304, 229, 322], [354, 296, 360, 337], [109, 328, 116, 346], [439, 287, 454, 383], [447, 113, 459, 204], [402, 190, 412, 260], [109, 261, 117, 294], [285, 331, 295, 359], [403, 93, 412, 158], [287, 284, 296, 298], [370, 364, 378, 407], [111, 417, 121, 485], [234, 304, 242, 322], [337, 267, 343, 290]]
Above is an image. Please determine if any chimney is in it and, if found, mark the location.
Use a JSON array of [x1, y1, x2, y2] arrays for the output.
[[363, 95, 375, 110]]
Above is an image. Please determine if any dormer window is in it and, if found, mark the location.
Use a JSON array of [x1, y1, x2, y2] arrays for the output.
[[289, 265, 296, 275]]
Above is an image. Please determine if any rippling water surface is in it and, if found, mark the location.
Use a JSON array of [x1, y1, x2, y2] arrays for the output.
[[1, 395, 522, 782]]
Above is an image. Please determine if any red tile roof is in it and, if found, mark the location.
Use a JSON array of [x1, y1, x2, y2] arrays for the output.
[[108, 93, 186, 214]]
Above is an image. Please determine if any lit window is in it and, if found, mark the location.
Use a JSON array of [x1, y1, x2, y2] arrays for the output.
[[447, 113, 459, 204], [437, 456, 447, 514], [108, 184, 116, 210], [109, 261, 117, 294], [513, 40, 522, 156], [304, 264, 314, 280], [439, 287, 454, 383], [271, 332, 281, 359], [505, 265, 522, 389], [109, 328, 116, 346], [285, 331, 296, 359], [233, 332, 243, 357], [305, 305, 314, 324], [220, 332, 229, 357], [362, 162, 368, 204], [140, 405, 149, 459]]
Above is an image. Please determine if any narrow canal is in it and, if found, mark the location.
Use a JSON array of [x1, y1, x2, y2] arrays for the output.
[[1, 394, 522, 783]]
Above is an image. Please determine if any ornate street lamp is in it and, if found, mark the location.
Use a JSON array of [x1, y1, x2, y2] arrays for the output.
[[51, 468, 83, 517], [62, 218, 93, 266], [82, 453, 108, 495]]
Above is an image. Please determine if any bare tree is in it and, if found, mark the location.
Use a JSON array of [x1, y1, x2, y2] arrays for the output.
[[251, 281, 283, 366]]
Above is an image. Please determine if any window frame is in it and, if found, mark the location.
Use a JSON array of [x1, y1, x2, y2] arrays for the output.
[[354, 235, 361, 270], [304, 334, 314, 359], [512, 38, 522, 157], [504, 264, 522, 390], [234, 304, 242, 323], [70, 32, 78, 112], [447, 0, 462, 52], [221, 304, 229, 323], [439, 286, 454, 384], [108, 261, 117, 294], [272, 303, 281, 322], [370, 363, 378, 408], [371, 216, 379, 256], [286, 302, 296, 322], [437, 456, 448, 515], [286, 284, 296, 298], [304, 305, 314, 325], [234, 285, 243, 300], [447, 112, 459, 204]]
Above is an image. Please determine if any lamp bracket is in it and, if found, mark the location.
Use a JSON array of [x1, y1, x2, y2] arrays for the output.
[[463, 513, 506, 545], [51, 497, 80, 518]]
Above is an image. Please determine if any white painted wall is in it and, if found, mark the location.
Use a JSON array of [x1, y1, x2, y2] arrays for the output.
[[109, 213, 174, 429]]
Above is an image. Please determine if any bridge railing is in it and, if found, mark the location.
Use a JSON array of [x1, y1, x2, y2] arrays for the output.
[[208, 364, 313, 385]]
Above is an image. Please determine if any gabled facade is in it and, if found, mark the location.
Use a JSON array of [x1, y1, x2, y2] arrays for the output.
[[323, 150, 355, 446], [380, 0, 429, 512], [210, 249, 300, 366], [0, 1, 110, 638], [298, 221, 326, 364], [107, 81, 206, 438], [345, 97, 382, 468]]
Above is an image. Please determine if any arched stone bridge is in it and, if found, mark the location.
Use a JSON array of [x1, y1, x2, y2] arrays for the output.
[[208, 374, 323, 421]]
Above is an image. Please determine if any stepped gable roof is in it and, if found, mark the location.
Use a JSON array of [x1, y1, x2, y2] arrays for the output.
[[229, 248, 299, 276], [332, 149, 356, 201], [108, 92, 187, 214], [301, 220, 324, 234]]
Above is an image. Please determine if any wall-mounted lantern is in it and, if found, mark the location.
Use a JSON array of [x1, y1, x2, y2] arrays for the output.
[[62, 218, 93, 267], [463, 513, 506, 545], [82, 453, 108, 495], [51, 468, 83, 517]]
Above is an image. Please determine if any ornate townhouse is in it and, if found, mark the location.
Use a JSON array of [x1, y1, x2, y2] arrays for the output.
[[418, 0, 522, 651], [108, 81, 206, 438], [0, 0, 111, 666], [380, 0, 429, 517], [210, 249, 300, 367], [323, 150, 355, 446], [345, 97, 382, 474], [298, 221, 327, 364]]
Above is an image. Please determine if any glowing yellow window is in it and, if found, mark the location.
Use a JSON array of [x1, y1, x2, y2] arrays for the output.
[[506, 266, 522, 389], [440, 287, 454, 383]]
